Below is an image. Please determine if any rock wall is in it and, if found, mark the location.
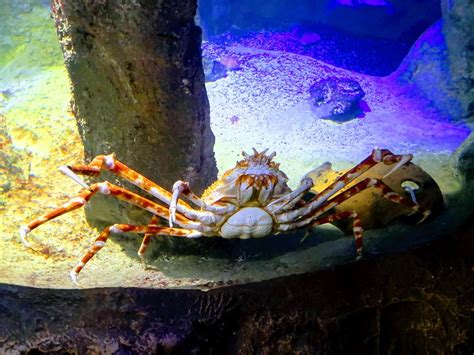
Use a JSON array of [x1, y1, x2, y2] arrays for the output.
[[441, 0, 474, 122], [441, 0, 474, 205], [51, 0, 217, 226], [395, 20, 463, 119], [452, 132, 474, 194]]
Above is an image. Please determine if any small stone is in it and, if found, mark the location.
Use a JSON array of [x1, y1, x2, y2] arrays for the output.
[[202, 56, 228, 82], [299, 32, 321, 45], [218, 55, 241, 71], [309, 77, 366, 121]]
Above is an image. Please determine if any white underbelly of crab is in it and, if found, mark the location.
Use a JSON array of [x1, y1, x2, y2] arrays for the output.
[[219, 207, 273, 239]]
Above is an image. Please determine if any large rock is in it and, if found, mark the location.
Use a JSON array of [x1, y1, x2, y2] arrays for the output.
[[395, 20, 463, 119], [451, 132, 474, 194], [202, 56, 228, 82], [51, 0, 217, 226], [441, 0, 474, 122], [309, 77, 365, 121]]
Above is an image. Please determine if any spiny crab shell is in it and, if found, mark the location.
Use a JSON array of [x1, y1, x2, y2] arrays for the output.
[[201, 148, 291, 206]]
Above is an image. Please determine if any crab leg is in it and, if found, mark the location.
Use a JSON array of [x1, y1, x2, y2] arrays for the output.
[[63, 154, 215, 218], [138, 214, 160, 269], [64, 154, 177, 203], [169, 180, 236, 227], [309, 210, 364, 257], [277, 149, 413, 223], [19, 182, 200, 247], [70, 223, 202, 285], [277, 177, 431, 231], [61, 157, 222, 225], [267, 162, 336, 214], [267, 177, 314, 213], [19, 188, 93, 248]]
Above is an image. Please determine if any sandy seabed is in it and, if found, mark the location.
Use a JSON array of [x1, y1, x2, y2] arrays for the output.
[[0, 45, 470, 289], [206, 43, 468, 182]]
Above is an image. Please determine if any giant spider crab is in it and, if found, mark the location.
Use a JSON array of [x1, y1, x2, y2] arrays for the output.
[[20, 148, 431, 285]]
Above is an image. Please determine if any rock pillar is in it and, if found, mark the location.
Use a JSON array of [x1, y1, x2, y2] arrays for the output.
[[51, 0, 217, 225]]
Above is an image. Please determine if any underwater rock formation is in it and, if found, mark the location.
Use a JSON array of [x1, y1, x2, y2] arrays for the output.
[[309, 77, 365, 120], [396, 3, 474, 206], [452, 133, 474, 192], [441, 0, 474, 122], [1, 223, 472, 353], [202, 55, 241, 82], [51, 0, 217, 226], [395, 20, 463, 119]]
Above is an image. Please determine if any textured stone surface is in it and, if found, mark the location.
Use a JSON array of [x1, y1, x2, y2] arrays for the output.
[[441, 0, 474, 208], [309, 77, 365, 120], [51, 0, 217, 226], [395, 20, 463, 119], [1, 223, 472, 354], [441, 0, 474, 122], [451, 132, 474, 191], [0, 115, 30, 208], [371, 3, 474, 123]]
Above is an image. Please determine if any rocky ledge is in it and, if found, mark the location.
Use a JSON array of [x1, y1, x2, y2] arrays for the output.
[[1, 220, 472, 354]]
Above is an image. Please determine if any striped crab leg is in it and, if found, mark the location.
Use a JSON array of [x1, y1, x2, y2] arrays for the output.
[[138, 214, 160, 269], [278, 177, 431, 232], [267, 162, 333, 214], [267, 177, 314, 213], [278, 178, 430, 257], [70, 223, 202, 285], [308, 210, 364, 257], [277, 149, 413, 223], [62, 154, 222, 223], [19, 181, 200, 248], [62, 153, 178, 205], [169, 180, 236, 227]]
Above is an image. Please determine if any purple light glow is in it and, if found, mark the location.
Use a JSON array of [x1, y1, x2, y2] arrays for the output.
[[204, 29, 470, 172], [333, 0, 391, 7]]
